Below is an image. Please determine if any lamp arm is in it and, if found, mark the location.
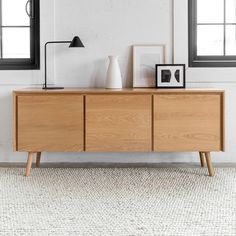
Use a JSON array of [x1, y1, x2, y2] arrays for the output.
[[44, 41, 71, 89]]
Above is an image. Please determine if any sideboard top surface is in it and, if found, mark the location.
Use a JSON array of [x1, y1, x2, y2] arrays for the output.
[[13, 88, 225, 95]]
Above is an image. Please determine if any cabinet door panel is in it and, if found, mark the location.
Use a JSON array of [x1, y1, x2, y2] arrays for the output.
[[86, 95, 152, 152], [17, 95, 84, 152], [154, 94, 224, 152]]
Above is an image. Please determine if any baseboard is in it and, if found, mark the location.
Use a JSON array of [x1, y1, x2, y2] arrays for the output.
[[0, 162, 236, 168]]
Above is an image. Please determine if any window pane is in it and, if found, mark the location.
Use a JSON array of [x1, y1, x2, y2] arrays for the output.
[[2, 28, 30, 58], [226, 0, 236, 23], [197, 25, 224, 56], [226, 25, 236, 55], [2, 0, 30, 26], [197, 0, 224, 23]]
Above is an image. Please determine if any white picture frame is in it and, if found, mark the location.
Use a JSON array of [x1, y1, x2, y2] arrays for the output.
[[133, 45, 165, 88]]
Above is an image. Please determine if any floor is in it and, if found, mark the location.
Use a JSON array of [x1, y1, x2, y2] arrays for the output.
[[0, 167, 236, 236]]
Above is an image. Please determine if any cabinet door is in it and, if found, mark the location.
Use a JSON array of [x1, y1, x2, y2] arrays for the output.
[[86, 95, 152, 152], [154, 93, 224, 152], [17, 95, 84, 152]]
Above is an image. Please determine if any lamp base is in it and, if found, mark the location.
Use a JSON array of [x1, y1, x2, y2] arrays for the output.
[[42, 86, 64, 90]]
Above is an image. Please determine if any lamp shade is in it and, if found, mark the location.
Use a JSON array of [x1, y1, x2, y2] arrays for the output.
[[69, 36, 84, 48]]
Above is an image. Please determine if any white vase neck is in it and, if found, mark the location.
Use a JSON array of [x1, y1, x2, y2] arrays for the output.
[[109, 56, 118, 60]]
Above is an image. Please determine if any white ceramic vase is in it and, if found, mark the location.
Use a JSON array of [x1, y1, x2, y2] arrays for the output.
[[106, 56, 122, 89]]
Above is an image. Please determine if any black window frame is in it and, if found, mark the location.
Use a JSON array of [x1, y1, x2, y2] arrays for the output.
[[189, 0, 236, 67], [0, 0, 40, 70]]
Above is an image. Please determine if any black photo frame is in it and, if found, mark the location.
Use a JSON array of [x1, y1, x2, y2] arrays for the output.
[[156, 64, 186, 89]]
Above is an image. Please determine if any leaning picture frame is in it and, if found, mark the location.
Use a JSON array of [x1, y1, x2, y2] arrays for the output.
[[133, 45, 165, 88], [156, 64, 186, 89]]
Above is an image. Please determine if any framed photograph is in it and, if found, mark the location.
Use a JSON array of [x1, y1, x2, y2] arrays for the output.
[[156, 64, 186, 89], [133, 45, 165, 88]]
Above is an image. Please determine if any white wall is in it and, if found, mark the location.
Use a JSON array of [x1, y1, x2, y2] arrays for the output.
[[54, 0, 172, 88], [0, 0, 235, 163]]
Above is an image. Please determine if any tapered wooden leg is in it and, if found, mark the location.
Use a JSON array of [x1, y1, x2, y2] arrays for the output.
[[25, 152, 34, 177], [205, 152, 215, 177], [36, 152, 41, 168], [199, 152, 206, 167]]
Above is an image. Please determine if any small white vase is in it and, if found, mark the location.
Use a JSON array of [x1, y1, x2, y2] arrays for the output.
[[106, 56, 122, 89]]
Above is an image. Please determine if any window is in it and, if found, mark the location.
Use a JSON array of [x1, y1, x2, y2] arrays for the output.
[[189, 0, 236, 67], [0, 0, 40, 70]]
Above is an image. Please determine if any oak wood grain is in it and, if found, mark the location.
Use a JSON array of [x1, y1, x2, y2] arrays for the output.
[[36, 152, 41, 167], [154, 94, 224, 152], [199, 152, 206, 167], [205, 152, 215, 177], [17, 95, 84, 152], [25, 152, 34, 177], [13, 89, 224, 155], [86, 95, 152, 152], [13, 88, 225, 95], [13, 93, 17, 151]]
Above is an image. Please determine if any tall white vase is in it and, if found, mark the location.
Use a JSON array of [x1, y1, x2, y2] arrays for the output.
[[106, 56, 122, 89]]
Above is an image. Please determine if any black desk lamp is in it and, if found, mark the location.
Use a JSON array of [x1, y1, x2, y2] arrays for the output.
[[43, 36, 84, 90]]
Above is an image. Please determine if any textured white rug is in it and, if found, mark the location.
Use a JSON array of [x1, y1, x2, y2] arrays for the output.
[[0, 168, 236, 236]]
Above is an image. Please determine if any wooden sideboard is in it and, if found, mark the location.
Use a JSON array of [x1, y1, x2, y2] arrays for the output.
[[13, 88, 225, 177]]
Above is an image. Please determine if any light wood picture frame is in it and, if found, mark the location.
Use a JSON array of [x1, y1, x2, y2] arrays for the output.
[[133, 45, 165, 88]]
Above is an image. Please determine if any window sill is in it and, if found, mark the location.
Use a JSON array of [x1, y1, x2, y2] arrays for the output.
[[189, 60, 236, 68], [0, 63, 40, 70]]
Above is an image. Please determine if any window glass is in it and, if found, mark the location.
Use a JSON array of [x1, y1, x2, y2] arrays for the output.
[[2, 28, 30, 58], [226, 0, 236, 23], [226, 25, 236, 55], [197, 25, 224, 56], [2, 0, 30, 26], [197, 0, 224, 24]]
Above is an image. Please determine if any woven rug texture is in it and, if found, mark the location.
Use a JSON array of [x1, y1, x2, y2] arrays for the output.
[[0, 168, 236, 236]]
